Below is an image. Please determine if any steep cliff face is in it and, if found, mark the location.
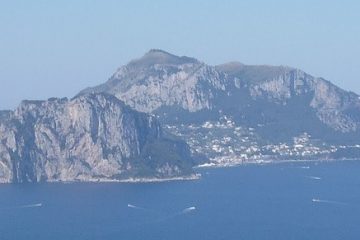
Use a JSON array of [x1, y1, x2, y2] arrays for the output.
[[80, 49, 231, 113], [0, 115, 16, 183], [219, 64, 360, 133], [78, 50, 360, 163], [80, 50, 360, 138], [0, 93, 194, 183]]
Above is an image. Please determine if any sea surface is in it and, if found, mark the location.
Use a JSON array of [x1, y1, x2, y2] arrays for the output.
[[1, 160, 360, 240]]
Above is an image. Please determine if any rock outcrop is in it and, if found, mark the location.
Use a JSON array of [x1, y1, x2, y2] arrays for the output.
[[79, 49, 231, 113], [0, 93, 194, 183], [78, 50, 360, 162]]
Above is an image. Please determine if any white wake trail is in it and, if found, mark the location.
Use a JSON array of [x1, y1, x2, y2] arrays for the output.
[[18, 203, 43, 208], [306, 176, 322, 180], [312, 198, 348, 206], [127, 204, 161, 214], [181, 206, 196, 214], [127, 204, 145, 210]]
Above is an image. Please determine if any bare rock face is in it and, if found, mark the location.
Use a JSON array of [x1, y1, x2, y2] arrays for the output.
[[80, 50, 360, 136], [232, 66, 360, 133], [77, 50, 360, 164], [0, 93, 194, 183], [80, 49, 230, 113]]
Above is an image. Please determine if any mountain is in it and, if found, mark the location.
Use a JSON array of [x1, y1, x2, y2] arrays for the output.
[[79, 49, 220, 113], [79, 50, 360, 165], [0, 93, 194, 183]]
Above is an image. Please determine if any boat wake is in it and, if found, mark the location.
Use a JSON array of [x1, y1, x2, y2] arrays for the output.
[[18, 203, 43, 208], [306, 176, 322, 180], [127, 204, 144, 210], [181, 206, 196, 214], [312, 198, 348, 206], [127, 203, 197, 225], [127, 203, 162, 215]]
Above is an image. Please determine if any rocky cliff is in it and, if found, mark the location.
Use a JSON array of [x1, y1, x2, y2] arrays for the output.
[[79, 50, 360, 138], [80, 49, 231, 113], [0, 93, 194, 183], [79, 50, 360, 164]]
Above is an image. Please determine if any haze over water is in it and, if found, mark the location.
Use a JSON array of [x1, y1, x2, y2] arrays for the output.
[[1, 161, 360, 240]]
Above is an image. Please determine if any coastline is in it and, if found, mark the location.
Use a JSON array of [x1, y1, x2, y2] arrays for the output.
[[69, 173, 202, 184], [2, 158, 360, 184], [0, 173, 201, 185], [195, 158, 360, 169]]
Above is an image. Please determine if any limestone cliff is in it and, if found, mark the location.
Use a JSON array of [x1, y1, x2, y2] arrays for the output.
[[0, 93, 194, 183]]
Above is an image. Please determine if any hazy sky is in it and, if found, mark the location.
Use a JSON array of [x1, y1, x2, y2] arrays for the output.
[[1, 0, 359, 110]]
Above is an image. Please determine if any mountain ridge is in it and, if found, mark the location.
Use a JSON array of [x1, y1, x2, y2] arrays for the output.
[[2, 49, 358, 181], [78, 50, 360, 164], [79, 50, 360, 133]]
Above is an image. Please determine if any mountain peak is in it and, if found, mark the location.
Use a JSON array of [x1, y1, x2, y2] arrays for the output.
[[128, 49, 199, 68], [216, 61, 245, 72], [146, 49, 173, 55]]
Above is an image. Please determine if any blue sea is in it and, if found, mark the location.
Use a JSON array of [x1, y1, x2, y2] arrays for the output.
[[1, 161, 360, 240]]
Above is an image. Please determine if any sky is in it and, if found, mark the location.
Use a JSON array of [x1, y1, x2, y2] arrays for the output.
[[0, 0, 359, 110]]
